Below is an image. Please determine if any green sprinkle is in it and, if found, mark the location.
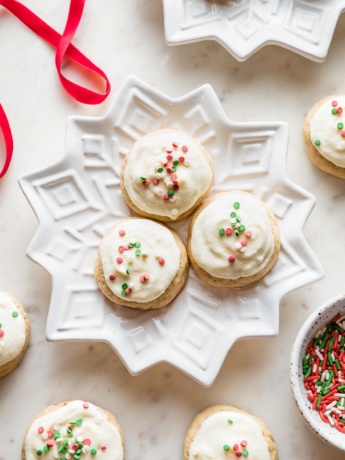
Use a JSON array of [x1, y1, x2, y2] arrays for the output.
[[230, 211, 237, 218], [90, 449, 97, 455], [58, 446, 67, 453], [168, 190, 174, 197], [239, 225, 246, 232], [129, 242, 135, 248], [314, 139, 321, 146], [54, 430, 60, 439], [61, 457, 67, 460], [236, 216, 241, 223], [157, 167, 163, 173], [234, 230, 240, 236], [140, 176, 146, 181], [135, 242, 141, 248], [338, 385, 345, 390], [0, 323, 2, 328], [36, 450, 43, 456], [63, 440, 68, 446], [43, 446, 49, 453], [172, 166, 177, 172], [76, 449, 82, 454], [338, 122, 344, 130], [122, 283, 128, 289], [317, 394, 322, 407], [234, 202, 240, 209], [332, 108, 338, 115], [228, 419, 233, 424], [135, 249, 141, 256], [121, 289, 127, 296], [74, 455, 81, 460], [70, 418, 83, 426], [126, 268, 131, 275], [173, 160, 179, 166], [223, 444, 230, 451], [219, 228, 225, 235], [242, 450, 249, 457], [336, 359, 341, 370], [12, 311, 18, 318], [341, 418, 345, 424], [304, 367, 311, 378]]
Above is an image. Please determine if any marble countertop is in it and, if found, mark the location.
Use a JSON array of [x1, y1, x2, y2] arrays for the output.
[[1, 1, 345, 459]]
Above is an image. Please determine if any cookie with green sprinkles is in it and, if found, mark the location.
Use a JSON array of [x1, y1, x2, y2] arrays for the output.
[[22, 400, 125, 460], [94, 217, 188, 310], [188, 191, 280, 288], [120, 129, 214, 223], [304, 95, 345, 179], [183, 405, 278, 460], [0, 292, 31, 378]]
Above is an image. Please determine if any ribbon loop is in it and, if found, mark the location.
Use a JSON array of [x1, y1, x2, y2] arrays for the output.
[[0, 105, 13, 179]]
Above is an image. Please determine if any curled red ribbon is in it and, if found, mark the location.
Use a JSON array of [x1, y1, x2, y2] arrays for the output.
[[0, 105, 13, 179], [0, 0, 111, 177]]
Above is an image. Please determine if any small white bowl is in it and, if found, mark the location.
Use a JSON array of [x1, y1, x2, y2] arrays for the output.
[[290, 293, 345, 451]]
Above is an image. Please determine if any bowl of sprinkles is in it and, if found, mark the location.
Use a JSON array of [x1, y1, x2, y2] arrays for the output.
[[290, 293, 345, 450]]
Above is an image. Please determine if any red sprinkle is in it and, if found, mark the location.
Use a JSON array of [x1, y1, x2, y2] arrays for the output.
[[173, 184, 179, 191], [158, 257, 165, 265], [166, 167, 172, 174], [228, 255, 235, 263], [166, 155, 173, 161], [163, 194, 169, 201], [241, 440, 248, 447], [72, 444, 78, 451], [101, 446, 107, 451], [332, 100, 338, 107], [116, 257, 123, 264], [179, 156, 185, 163], [341, 130, 345, 138], [233, 444, 239, 452], [139, 276, 145, 283], [144, 274, 150, 281], [125, 288, 132, 295], [338, 107, 343, 114], [153, 179, 159, 186], [225, 227, 233, 235], [118, 246, 125, 253], [143, 180, 150, 187], [172, 142, 178, 148], [83, 438, 91, 446], [0, 330, 4, 337], [109, 274, 116, 281], [47, 430, 54, 438], [241, 239, 247, 247], [245, 230, 252, 238], [235, 453, 242, 458], [47, 440, 54, 447], [38, 427, 44, 434], [166, 149, 173, 153], [119, 229, 125, 236], [83, 402, 89, 409], [182, 145, 188, 153]]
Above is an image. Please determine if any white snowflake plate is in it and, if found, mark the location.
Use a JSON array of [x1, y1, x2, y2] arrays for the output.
[[19, 75, 324, 386], [162, 0, 345, 62]]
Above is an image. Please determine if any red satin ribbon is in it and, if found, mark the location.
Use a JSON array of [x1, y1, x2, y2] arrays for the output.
[[0, 0, 111, 177], [0, 105, 13, 179]]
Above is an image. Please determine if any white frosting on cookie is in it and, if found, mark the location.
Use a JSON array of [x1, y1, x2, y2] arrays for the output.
[[24, 400, 123, 460], [123, 130, 213, 220], [310, 97, 345, 167], [190, 192, 274, 279], [189, 411, 271, 460], [99, 219, 181, 302], [0, 292, 26, 366]]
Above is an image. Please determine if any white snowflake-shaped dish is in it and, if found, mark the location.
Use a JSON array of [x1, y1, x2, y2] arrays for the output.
[[19, 75, 324, 386], [162, 0, 345, 62]]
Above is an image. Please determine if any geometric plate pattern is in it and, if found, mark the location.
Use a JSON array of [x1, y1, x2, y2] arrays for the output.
[[19, 75, 324, 386], [162, 0, 345, 62]]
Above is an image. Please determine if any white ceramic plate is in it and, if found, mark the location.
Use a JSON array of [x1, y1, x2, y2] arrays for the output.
[[162, 0, 345, 62], [19, 75, 324, 386]]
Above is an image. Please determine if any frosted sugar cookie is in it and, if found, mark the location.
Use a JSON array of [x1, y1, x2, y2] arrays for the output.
[[304, 96, 345, 178], [188, 191, 280, 288], [120, 129, 214, 222], [0, 292, 30, 378], [183, 405, 278, 460], [22, 400, 125, 460], [94, 218, 188, 310]]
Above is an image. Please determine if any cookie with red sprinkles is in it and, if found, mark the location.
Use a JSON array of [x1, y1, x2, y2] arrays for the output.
[[303, 95, 345, 179], [183, 405, 278, 460], [94, 217, 188, 310], [120, 129, 214, 222], [0, 292, 30, 378], [22, 400, 125, 460]]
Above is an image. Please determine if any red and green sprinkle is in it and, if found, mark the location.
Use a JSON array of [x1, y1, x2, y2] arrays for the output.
[[222, 418, 249, 457], [35, 403, 104, 458], [303, 313, 345, 432]]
